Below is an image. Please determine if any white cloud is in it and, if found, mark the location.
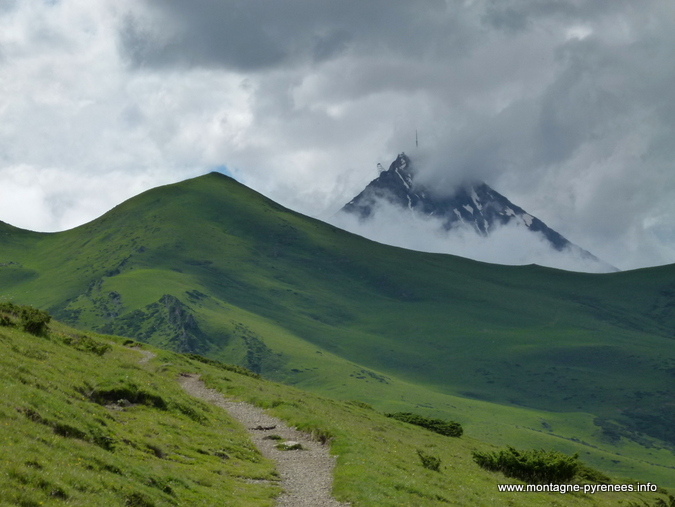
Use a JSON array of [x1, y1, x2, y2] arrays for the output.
[[330, 199, 614, 273], [0, 164, 179, 231]]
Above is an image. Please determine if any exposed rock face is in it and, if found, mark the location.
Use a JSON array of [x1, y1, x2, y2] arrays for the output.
[[161, 294, 202, 353], [96, 293, 209, 354]]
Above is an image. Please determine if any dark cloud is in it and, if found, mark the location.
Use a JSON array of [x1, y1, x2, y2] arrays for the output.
[[119, 0, 476, 71], [410, 13, 675, 192], [481, 0, 636, 32]]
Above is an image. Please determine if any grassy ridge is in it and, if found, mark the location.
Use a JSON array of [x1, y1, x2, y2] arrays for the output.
[[0, 312, 671, 506], [1, 173, 674, 485]]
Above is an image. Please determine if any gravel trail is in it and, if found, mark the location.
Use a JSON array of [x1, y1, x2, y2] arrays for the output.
[[178, 373, 350, 507], [137, 349, 156, 364]]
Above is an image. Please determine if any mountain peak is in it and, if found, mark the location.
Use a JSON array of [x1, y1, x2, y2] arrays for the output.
[[340, 153, 615, 272]]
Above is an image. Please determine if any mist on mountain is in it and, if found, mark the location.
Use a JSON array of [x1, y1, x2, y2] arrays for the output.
[[332, 198, 614, 273], [334, 153, 615, 273]]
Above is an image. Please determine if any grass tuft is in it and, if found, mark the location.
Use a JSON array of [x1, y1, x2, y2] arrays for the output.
[[417, 449, 442, 472]]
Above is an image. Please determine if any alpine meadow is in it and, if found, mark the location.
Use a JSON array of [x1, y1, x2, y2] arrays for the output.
[[1, 172, 674, 506]]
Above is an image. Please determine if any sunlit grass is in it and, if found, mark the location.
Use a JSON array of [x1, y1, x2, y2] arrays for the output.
[[0, 308, 672, 506], [0, 318, 279, 506]]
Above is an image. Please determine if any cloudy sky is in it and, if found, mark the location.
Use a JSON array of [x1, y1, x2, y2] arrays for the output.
[[1, 0, 675, 271]]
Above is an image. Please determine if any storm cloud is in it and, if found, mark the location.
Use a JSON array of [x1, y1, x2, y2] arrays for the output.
[[1, 0, 674, 270], [119, 0, 476, 71]]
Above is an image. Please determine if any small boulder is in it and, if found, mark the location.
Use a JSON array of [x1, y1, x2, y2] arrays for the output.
[[276, 441, 303, 451]]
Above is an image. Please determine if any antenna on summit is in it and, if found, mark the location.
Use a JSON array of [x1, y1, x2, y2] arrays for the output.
[[415, 129, 418, 148]]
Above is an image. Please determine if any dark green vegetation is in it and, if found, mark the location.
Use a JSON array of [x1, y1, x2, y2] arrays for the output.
[[473, 447, 584, 484], [386, 412, 463, 437], [0, 311, 670, 506], [1, 301, 51, 336], [417, 450, 442, 472], [1, 172, 674, 486]]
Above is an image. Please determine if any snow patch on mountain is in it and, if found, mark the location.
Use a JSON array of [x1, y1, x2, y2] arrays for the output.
[[470, 188, 483, 211]]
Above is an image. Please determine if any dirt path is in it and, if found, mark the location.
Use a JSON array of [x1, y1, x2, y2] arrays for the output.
[[178, 374, 349, 507], [137, 349, 156, 364]]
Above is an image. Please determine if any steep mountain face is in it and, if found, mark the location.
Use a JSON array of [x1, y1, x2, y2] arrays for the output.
[[341, 153, 612, 269]]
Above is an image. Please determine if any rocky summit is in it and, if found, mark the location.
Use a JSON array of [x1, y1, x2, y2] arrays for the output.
[[341, 153, 613, 270]]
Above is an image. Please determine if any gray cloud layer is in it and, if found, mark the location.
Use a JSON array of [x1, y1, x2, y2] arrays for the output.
[[1, 0, 674, 270], [120, 0, 476, 71]]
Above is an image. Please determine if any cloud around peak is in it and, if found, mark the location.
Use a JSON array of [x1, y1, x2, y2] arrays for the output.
[[330, 197, 615, 274]]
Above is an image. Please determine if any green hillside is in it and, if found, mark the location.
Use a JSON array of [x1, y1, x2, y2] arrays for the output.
[[0, 305, 671, 506], [1, 172, 674, 486]]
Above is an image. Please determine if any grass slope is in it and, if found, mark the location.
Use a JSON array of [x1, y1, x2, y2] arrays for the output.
[[0, 311, 279, 506], [0, 309, 671, 506], [1, 173, 674, 485]]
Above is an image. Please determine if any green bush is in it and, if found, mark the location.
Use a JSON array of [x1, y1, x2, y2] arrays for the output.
[[417, 449, 441, 472], [472, 446, 580, 484], [62, 334, 112, 356], [385, 412, 463, 437], [0, 303, 51, 335], [0, 301, 19, 326], [19, 306, 51, 336], [0, 301, 19, 314]]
